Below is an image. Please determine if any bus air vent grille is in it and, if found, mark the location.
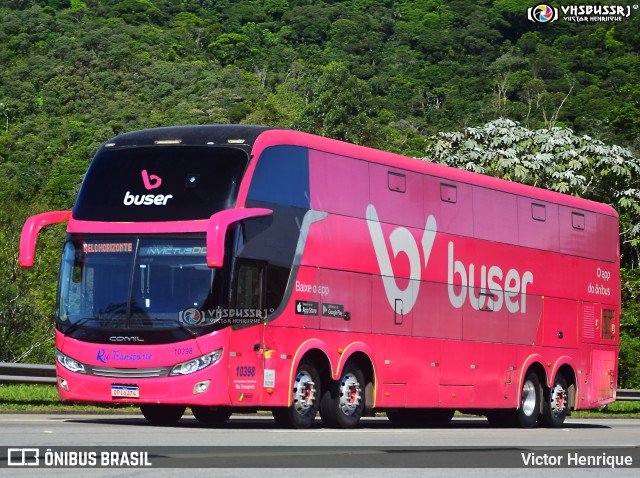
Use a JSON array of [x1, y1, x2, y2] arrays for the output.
[[88, 366, 171, 378]]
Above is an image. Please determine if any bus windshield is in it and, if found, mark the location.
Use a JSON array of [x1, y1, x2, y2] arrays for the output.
[[58, 238, 226, 333]]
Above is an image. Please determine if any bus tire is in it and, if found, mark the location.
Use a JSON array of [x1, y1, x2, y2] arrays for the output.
[[191, 406, 232, 426], [539, 373, 569, 428], [140, 404, 186, 425], [272, 360, 320, 429], [387, 409, 454, 427], [515, 371, 541, 428], [320, 361, 365, 429]]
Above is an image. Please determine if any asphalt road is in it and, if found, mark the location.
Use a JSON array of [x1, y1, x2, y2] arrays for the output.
[[1, 414, 638, 477]]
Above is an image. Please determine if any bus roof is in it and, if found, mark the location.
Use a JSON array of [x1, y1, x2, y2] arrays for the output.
[[102, 125, 617, 219], [102, 124, 279, 150], [251, 128, 619, 219]]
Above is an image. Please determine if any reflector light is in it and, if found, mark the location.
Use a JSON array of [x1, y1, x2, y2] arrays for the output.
[[227, 139, 246, 144], [154, 139, 182, 145]]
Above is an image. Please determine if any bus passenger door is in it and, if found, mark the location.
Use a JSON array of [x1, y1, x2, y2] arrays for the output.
[[228, 260, 266, 407]]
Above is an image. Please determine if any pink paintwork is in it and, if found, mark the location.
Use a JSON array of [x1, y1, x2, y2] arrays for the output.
[[67, 218, 210, 234], [19, 210, 71, 267]]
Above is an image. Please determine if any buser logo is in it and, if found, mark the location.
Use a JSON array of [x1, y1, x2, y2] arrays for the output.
[[366, 204, 436, 314], [366, 204, 534, 314], [123, 169, 173, 206]]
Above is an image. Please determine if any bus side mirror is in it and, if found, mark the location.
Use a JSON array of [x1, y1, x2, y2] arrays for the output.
[[206, 207, 273, 268], [19, 211, 72, 268]]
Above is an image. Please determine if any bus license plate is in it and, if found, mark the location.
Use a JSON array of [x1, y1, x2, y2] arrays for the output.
[[111, 384, 139, 398]]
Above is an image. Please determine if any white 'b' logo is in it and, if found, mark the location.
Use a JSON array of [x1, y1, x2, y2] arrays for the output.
[[366, 204, 436, 314]]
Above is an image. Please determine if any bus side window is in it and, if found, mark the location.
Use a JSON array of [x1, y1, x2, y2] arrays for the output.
[[247, 146, 310, 208], [265, 264, 289, 312], [236, 262, 264, 310]]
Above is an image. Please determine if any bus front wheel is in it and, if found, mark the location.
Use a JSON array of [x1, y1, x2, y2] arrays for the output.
[[320, 361, 365, 428], [140, 404, 186, 426], [272, 360, 321, 429]]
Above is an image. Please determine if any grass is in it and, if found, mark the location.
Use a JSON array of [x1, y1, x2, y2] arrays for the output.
[[0, 384, 138, 414], [571, 400, 640, 417], [1, 384, 639, 417]]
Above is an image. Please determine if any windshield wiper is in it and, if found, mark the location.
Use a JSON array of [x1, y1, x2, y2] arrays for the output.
[[152, 318, 198, 337], [63, 317, 94, 335]]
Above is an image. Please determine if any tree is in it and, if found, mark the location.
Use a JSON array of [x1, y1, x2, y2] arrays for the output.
[[209, 33, 251, 65], [295, 62, 380, 145]]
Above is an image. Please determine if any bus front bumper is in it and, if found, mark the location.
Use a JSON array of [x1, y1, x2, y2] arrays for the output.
[[55, 363, 232, 406]]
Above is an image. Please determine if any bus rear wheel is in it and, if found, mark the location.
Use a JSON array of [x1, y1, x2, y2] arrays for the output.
[[191, 406, 232, 426], [387, 409, 454, 427], [272, 360, 321, 429], [140, 404, 186, 426], [539, 373, 569, 428], [320, 361, 365, 428], [515, 371, 541, 428]]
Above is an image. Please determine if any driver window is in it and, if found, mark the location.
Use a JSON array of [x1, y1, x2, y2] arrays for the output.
[[236, 262, 264, 310]]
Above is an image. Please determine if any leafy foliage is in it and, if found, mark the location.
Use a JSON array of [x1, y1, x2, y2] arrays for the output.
[[620, 268, 640, 389]]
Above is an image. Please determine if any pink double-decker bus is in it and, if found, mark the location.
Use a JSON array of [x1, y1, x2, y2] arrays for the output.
[[20, 125, 619, 429]]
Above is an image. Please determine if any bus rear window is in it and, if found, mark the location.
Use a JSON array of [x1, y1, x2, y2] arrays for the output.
[[73, 146, 249, 222]]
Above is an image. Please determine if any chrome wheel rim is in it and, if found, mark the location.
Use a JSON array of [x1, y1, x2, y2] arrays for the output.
[[521, 380, 537, 417], [293, 371, 316, 414], [550, 383, 567, 417], [338, 373, 362, 416]]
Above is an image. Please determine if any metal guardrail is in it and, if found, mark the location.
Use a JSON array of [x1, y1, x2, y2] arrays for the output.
[[0, 362, 639, 400], [0, 362, 57, 385], [617, 389, 640, 401]]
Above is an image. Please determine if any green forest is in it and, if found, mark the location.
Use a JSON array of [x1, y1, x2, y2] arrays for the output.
[[0, 1, 639, 387]]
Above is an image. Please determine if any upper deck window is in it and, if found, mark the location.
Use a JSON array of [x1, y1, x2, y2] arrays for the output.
[[73, 146, 248, 222], [247, 145, 310, 209]]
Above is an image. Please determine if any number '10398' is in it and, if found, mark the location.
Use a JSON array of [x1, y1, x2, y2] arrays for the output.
[[236, 366, 256, 377]]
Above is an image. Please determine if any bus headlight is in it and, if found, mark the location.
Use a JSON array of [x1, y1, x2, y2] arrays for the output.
[[170, 349, 223, 376], [56, 349, 87, 374]]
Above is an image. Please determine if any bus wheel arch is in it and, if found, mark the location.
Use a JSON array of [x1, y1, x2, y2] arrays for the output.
[[321, 351, 375, 428], [540, 364, 575, 428], [556, 363, 577, 412], [272, 348, 332, 429], [298, 348, 333, 397]]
